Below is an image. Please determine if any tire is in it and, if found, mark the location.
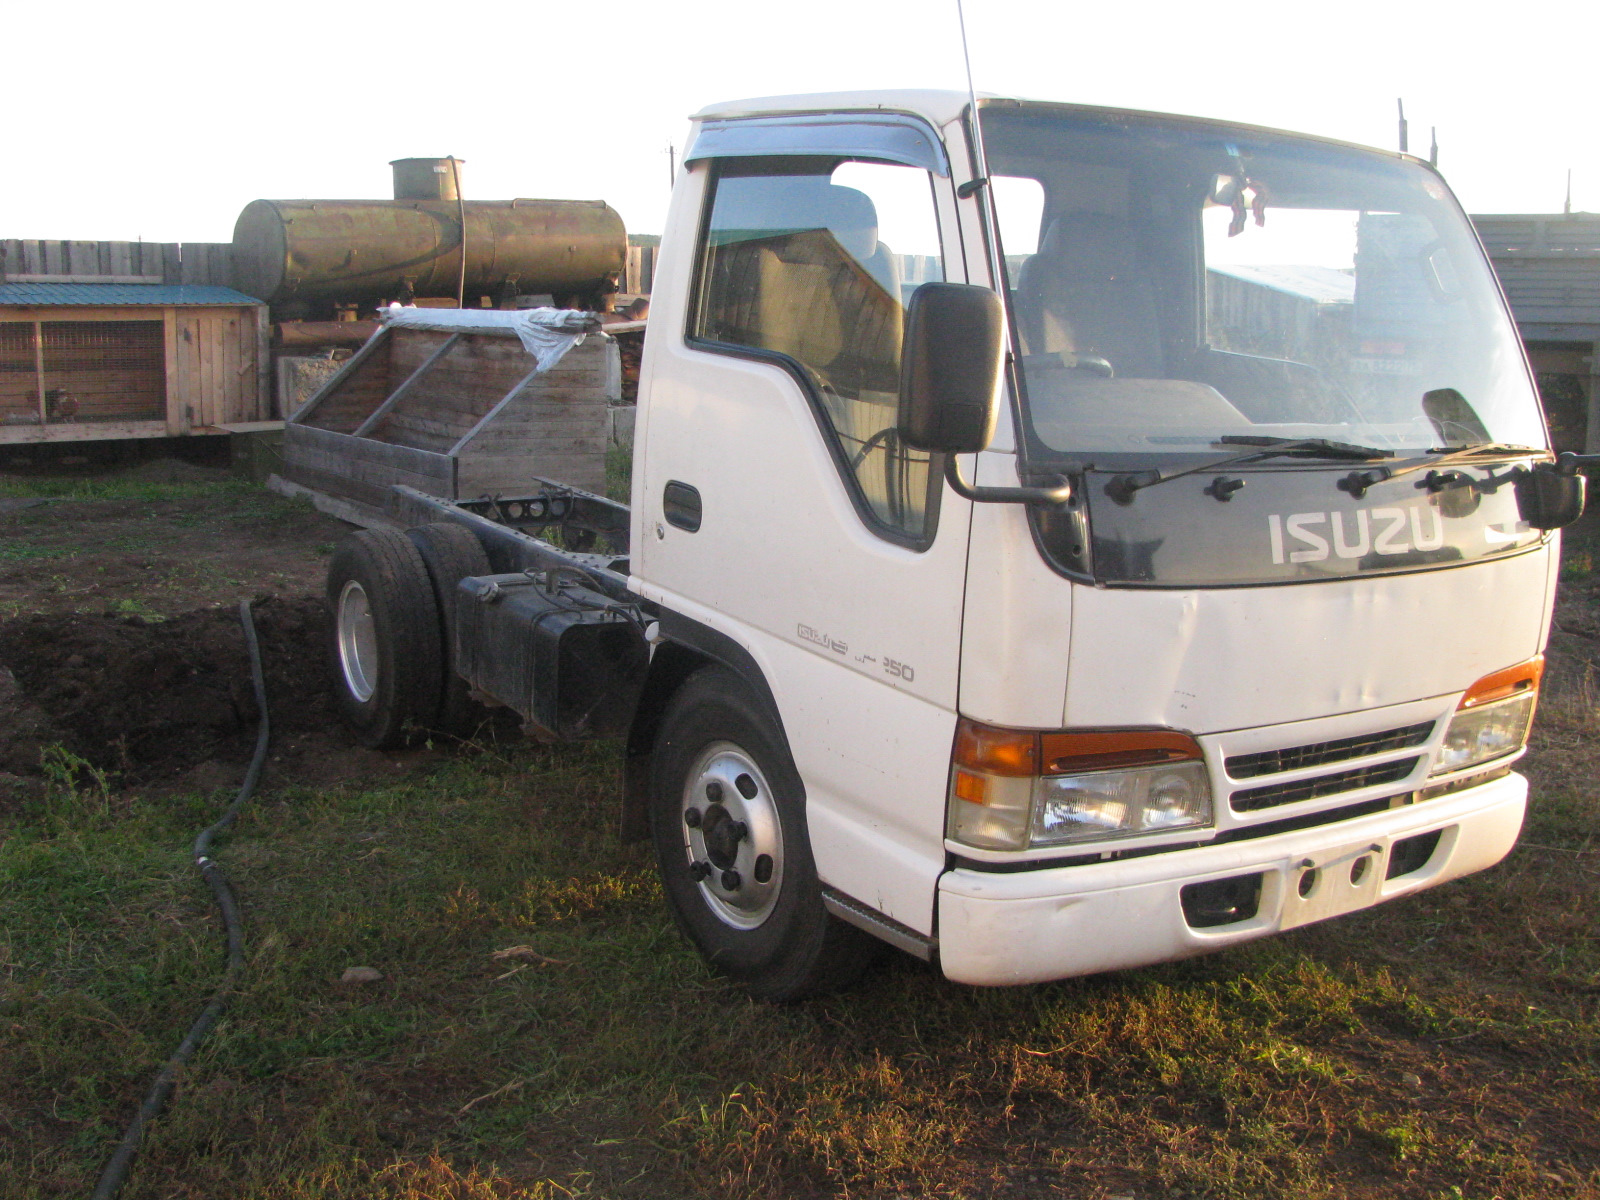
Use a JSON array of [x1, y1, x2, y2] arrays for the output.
[[649, 666, 881, 1000], [325, 528, 443, 748], [405, 523, 493, 738]]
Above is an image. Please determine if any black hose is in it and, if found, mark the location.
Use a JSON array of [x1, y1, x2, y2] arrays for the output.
[[90, 598, 270, 1200]]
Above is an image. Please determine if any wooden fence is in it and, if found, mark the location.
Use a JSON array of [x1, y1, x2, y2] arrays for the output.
[[0, 240, 235, 287]]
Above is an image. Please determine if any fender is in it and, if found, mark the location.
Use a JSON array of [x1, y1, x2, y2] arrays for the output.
[[619, 608, 794, 841]]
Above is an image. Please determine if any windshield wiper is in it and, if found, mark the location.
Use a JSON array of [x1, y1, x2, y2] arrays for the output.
[[1105, 437, 1394, 504], [1215, 435, 1397, 460], [1335, 442, 1546, 499]]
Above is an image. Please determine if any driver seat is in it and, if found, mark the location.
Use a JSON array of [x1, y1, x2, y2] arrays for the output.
[[1016, 212, 1166, 378]]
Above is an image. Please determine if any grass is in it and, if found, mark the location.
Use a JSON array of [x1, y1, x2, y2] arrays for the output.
[[3, 716, 1598, 1200], [0, 543, 74, 564], [0, 476, 261, 503], [605, 444, 632, 505]]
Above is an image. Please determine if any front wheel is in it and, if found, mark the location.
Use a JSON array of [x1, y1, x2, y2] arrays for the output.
[[649, 667, 880, 1000]]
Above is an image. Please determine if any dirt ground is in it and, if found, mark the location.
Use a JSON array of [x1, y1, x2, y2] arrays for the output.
[[0, 457, 458, 811]]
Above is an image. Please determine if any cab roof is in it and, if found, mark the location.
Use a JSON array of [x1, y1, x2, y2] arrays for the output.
[[692, 90, 982, 127], [689, 90, 1409, 168]]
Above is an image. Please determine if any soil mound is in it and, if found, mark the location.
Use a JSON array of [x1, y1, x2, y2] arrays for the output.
[[0, 597, 336, 788]]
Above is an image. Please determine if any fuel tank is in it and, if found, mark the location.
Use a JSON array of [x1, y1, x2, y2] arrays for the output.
[[230, 196, 626, 307]]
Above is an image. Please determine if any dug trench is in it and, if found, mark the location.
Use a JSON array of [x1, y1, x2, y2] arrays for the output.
[[0, 597, 454, 811]]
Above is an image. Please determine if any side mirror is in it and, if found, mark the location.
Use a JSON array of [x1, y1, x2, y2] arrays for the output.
[[897, 282, 1004, 454], [1517, 460, 1588, 531]]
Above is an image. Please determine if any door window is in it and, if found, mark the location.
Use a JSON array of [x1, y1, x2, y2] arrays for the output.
[[691, 157, 947, 544]]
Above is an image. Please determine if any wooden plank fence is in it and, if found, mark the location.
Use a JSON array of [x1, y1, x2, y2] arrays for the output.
[[1472, 215, 1600, 335], [0, 240, 235, 287]]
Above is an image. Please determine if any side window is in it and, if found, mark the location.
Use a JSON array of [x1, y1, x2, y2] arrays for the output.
[[691, 156, 946, 543]]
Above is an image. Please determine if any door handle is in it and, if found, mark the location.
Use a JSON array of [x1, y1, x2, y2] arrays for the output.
[[663, 480, 702, 532]]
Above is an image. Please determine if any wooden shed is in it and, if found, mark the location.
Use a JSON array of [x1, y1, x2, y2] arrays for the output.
[[0, 282, 269, 444], [277, 308, 616, 523]]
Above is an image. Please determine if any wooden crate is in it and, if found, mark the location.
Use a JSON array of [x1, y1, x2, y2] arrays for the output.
[[281, 321, 613, 516]]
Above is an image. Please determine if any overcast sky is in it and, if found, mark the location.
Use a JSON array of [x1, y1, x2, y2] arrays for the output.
[[6, 0, 1596, 245]]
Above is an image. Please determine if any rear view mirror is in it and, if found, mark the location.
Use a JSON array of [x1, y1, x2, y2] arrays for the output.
[[1517, 461, 1587, 531], [898, 283, 1005, 455]]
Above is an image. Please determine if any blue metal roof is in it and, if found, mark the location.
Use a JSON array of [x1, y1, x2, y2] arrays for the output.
[[0, 283, 260, 307]]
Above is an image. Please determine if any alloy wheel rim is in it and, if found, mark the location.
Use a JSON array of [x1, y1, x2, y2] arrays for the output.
[[336, 579, 378, 703], [680, 741, 784, 930]]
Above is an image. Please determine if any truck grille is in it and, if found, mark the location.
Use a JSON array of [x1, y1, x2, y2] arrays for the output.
[[1225, 721, 1434, 779], [1231, 757, 1421, 813]]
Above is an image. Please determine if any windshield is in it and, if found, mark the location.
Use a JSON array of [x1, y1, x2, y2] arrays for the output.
[[980, 106, 1545, 466]]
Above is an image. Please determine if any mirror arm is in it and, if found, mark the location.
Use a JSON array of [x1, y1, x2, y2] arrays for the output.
[[1556, 451, 1600, 476], [944, 455, 1073, 505]]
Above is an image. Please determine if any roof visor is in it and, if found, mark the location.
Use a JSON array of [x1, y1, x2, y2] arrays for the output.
[[685, 114, 950, 177]]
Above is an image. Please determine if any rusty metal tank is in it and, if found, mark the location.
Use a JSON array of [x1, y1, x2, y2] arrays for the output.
[[231, 182, 626, 308]]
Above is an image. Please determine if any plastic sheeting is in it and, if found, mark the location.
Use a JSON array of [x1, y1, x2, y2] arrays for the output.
[[379, 306, 601, 372]]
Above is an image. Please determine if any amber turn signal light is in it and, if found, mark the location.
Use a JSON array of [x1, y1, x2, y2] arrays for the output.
[[1459, 656, 1543, 709], [953, 720, 1202, 779]]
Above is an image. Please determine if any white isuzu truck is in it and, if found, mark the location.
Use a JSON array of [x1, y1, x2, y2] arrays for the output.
[[324, 90, 1589, 999]]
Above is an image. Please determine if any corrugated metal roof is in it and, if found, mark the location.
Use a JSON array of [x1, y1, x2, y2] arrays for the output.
[[0, 282, 260, 307], [1208, 263, 1355, 305]]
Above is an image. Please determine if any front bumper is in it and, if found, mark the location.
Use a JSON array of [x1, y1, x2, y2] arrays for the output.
[[936, 771, 1526, 986]]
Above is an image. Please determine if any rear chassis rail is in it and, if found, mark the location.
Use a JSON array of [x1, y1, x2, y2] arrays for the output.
[[390, 483, 652, 740], [392, 481, 636, 605]]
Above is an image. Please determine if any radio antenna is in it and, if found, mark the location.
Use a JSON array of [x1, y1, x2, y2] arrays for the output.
[[954, 0, 1003, 287], [955, 0, 988, 183]]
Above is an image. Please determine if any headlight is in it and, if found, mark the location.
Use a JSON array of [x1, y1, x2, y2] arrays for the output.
[[948, 721, 1212, 851], [1431, 656, 1541, 777], [1033, 760, 1212, 843]]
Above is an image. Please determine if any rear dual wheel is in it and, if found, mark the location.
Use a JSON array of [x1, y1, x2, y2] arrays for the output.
[[405, 523, 492, 737], [327, 528, 443, 748]]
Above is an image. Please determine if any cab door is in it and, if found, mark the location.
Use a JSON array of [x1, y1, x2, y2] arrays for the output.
[[631, 117, 972, 935]]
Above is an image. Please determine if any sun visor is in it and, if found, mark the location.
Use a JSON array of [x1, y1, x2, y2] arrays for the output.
[[685, 114, 949, 176]]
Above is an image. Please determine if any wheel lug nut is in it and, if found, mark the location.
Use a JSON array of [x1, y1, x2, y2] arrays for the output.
[[689, 861, 711, 881], [720, 869, 741, 891], [730, 820, 748, 841], [705, 780, 723, 803], [684, 807, 702, 828]]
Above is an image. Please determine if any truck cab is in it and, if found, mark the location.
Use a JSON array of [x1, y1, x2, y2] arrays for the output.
[[626, 90, 1554, 991]]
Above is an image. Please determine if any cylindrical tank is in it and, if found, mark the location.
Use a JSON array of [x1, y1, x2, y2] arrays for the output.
[[230, 197, 626, 308]]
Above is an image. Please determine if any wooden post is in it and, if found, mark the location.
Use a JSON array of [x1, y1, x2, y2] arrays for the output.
[[32, 320, 45, 427], [163, 309, 183, 435], [1587, 339, 1600, 456], [255, 306, 270, 420]]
